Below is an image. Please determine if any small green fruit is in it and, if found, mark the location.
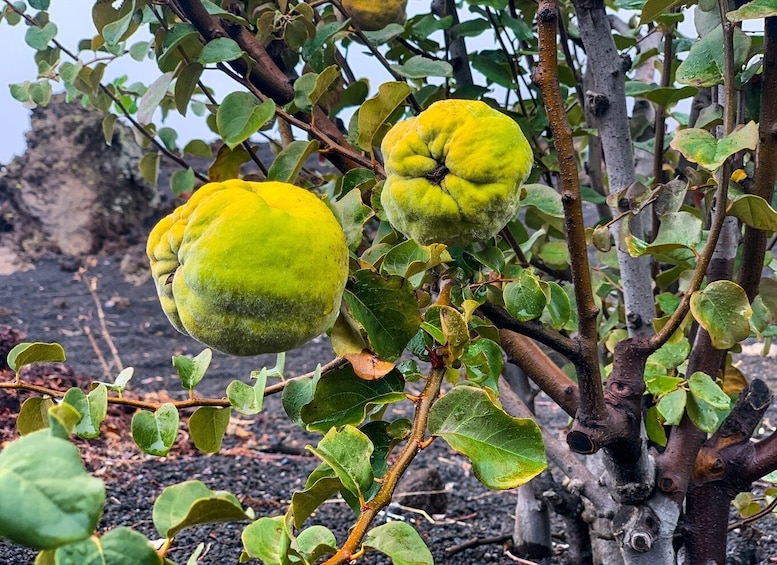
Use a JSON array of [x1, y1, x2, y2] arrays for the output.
[[341, 0, 407, 31], [147, 179, 349, 356], [380, 99, 533, 246]]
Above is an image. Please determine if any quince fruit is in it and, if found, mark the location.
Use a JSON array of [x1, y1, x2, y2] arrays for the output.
[[341, 0, 407, 31], [147, 179, 348, 356], [380, 99, 533, 246]]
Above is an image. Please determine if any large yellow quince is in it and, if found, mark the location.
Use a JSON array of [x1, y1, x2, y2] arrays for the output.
[[341, 0, 407, 31], [147, 179, 349, 356], [380, 99, 533, 246]]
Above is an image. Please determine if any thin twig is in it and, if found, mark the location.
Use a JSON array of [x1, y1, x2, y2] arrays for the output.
[[80, 273, 124, 372], [445, 533, 512, 557], [83, 326, 112, 379], [727, 497, 777, 532]]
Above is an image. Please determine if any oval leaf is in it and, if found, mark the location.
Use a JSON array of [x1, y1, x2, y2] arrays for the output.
[[428, 386, 546, 489], [54, 527, 161, 565], [8, 342, 66, 373], [0, 431, 105, 549], [690, 280, 752, 349], [363, 522, 433, 565], [131, 403, 179, 456], [188, 406, 230, 454]]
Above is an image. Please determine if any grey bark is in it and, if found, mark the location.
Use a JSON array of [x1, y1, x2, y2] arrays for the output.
[[573, 0, 655, 337]]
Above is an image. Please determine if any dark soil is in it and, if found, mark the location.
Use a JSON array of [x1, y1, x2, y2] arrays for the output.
[[1, 255, 777, 564]]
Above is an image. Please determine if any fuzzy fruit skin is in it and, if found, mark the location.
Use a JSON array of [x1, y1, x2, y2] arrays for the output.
[[341, 0, 407, 31], [380, 99, 533, 246], [147, 179, 349, 356]]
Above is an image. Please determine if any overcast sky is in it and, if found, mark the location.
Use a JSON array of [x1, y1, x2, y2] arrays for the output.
[[0, 3, 747, 167]]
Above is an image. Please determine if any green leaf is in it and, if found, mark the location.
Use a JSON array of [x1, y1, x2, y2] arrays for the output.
[[294, 525, 337, 562], [363, 522, 433, 565], [29, 0, 49, 8], [631, 211, 703, 257], [645, 406, 668, 447], [330, 188, 375, 251], [282, 365, 322, 427], [54, 527, 162, 565], [170, 167, 196, 197], [17, 397, 54, 435], [0, 431, 105, 549], [48, 403, 81, 439], [728, 194, 777, 231], [676, 25, 752, 87], [62, 384, 107, 440], [624, 82, 697, 108], [226, 370, 267, 416], [29, 80, 52, 106], [8, 342, 66, 373], [690, 280, 753, 349], [267, 139, 319, 183], [428, 386, 546, 489], [688, 371, 731, 410], [542, 281, 571, 330], [391, 55, 453, 79], [687, 391, 725, 433], [362, 22, 405, 43], [198, 37, 244, 65], [537, 240, 570, 269], [291, 470, 342, 528], [520, 183, 564, 218], [646, 375, 684, 396], [344, 270, 421, 361], [728, 0, 777, 20], [657, 388, 687, 425], [241, 516, 291, 563], [10, 81, 31, 103], [174, 62, 203, 116], [356, 81, 411, 151], [25, 22, 57, 50], [504, 271, 547, 321], [152, 480, 252, 539], [172, 348, 212, 392], [131, 403, 179, 456], [300, 365, 405, 432], [381, 240, 451, 281], [183, 139, 213, 159], [102, 114, 117, 145], [139, 152, 160, 186], [639, 0, 684, 23], [137, 71, 174, 125], [189, 406, 230, 454], [292, 65, 340, 112], [129, 40, 150, 61], [307, 425, 374, 503], [462, 338, 503, 390], [216, 92, 275, 150]]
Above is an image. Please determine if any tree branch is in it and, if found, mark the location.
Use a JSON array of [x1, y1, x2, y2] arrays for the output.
[[532, 0, 605, 424], [478, 302, 579, 362], [499, 329, 579, 416], [322, 366, 446, 564], [738, 17, 777, 300]]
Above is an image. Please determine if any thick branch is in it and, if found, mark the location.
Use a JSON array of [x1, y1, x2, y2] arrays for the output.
[[738, 17, 777, 300], [532, 0, 604, 422], [431, 0, 473, 87], [499, 329, 579, 416]]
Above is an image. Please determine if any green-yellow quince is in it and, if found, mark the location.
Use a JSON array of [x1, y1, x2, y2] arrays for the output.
[[341, 0, 407, 31], [380, 99, 533, 246], [147, 179, 349, 356]]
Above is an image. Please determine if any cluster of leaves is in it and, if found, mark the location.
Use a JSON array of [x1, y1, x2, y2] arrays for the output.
[[3, 0, 777, 562]]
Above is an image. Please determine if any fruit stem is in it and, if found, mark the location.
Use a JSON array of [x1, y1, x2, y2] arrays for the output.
[[425, 163, 449, 186]]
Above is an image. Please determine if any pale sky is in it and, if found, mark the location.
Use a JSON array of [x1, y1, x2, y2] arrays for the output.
[[0, 3, 734, 167]]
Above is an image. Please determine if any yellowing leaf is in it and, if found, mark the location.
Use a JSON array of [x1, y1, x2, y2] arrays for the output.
[[670, 121, 758, 171]]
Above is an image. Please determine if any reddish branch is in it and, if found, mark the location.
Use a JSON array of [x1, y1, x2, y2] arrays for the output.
[[173, 0, 376, 174], [738, 17, 777, 300], [499, 329, 579, 416], [532, 0, 606, 431], [684, 379, 772, 564]]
